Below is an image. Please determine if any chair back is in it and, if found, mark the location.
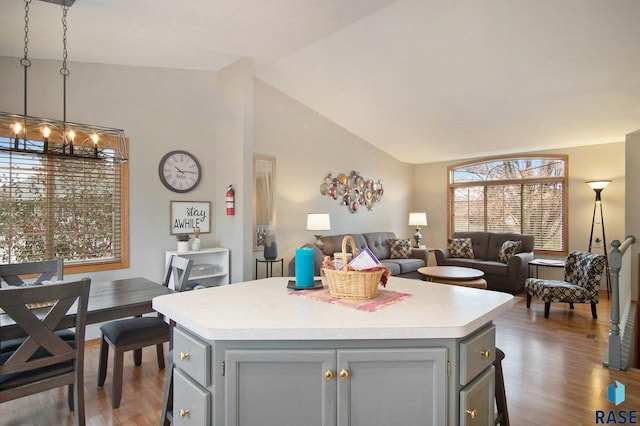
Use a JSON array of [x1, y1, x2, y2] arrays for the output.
[[564, 251, 606, 291], [0, 259, 64, 287], [0, 278, 91, 407], [163, 255, 194, 292]]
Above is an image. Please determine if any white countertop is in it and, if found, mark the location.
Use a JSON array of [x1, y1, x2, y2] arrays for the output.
[[152, 277, 516, 341]]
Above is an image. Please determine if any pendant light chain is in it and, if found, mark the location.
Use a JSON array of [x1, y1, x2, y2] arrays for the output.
[[21, 0, 32, 117], [60, 4, 70, 127], [2, 0, 128, 162]]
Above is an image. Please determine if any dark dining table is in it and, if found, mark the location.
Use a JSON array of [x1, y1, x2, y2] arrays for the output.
[[1, 277, 174, 340]]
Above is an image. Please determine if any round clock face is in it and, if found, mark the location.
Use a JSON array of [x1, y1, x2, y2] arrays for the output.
[[158, 150, 202, 193]]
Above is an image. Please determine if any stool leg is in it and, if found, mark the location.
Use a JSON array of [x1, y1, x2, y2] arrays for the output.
[[494, 348, 510, 426], [160, 363, 174, 426], [156, 343, 166, 370], [133, 348, 142, 366], [544, 302, 551, 318], [97, 336, 109, 387], [112, 346, 125, 409], [526, 293, 532, 308]]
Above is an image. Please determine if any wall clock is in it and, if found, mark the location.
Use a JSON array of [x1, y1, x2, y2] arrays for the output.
[[158, 150, 202, 193]]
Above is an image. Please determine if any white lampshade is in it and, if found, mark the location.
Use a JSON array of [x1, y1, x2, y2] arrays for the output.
[[408, 212, 427, 227], [586, 180, 611, 191], [306, 213, 331, 231]]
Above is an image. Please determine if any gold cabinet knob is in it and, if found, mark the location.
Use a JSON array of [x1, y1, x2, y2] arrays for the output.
[[479, 349, 491, 359], [179, 408, 190, 419], [180, 352, 190, 361], [465, 409, 478, 419], [324, 370, 335, 380], [339, 369, 350, 380]]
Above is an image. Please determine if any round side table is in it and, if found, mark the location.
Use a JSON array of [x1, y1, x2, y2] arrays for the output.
[[255, 258, 284, 279]]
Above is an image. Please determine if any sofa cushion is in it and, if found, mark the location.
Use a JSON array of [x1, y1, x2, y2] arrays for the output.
[[385, 258, 425, 274], [448, 238, 474, 259], [477, 260, 509, 277], [451, 232, 490, 259], [441, 258, 477, 268], [389, 238, 411, 259], [498, 240, 522, 264], [486, 232, 533, 260], [379, 260, 401, 275], [363, 232, 395, 260]]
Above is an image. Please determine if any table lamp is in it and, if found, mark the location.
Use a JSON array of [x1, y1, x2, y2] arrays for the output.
[[306, 213, 331, 249], [409, 212, 427, 248]]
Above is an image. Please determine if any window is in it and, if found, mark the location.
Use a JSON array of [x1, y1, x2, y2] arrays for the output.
[[0, 137, 129, 273], [448, 156, 567, 254]]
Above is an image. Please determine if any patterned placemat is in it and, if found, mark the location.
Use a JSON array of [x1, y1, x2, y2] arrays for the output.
[[289, 286, 412, 312]]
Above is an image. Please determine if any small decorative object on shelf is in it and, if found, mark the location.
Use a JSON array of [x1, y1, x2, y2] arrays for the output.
[[176, 233, 190, 252], [263, 228, 278, 260], [319, 171, 384, 212], [192, 227, 202, 251]]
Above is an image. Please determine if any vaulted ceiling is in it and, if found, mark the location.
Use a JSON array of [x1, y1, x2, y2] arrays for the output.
[[1, 0, 639, 164]]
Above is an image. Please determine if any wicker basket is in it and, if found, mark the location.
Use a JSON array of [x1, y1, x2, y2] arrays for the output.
[[322, 235, 384, 299]]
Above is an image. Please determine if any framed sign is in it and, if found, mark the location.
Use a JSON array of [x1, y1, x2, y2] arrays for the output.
[[170, 201, 211, 234]]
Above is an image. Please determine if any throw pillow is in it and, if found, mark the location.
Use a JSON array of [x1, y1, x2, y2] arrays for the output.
[[498, 240, 522, 264], [448, 238, 475, 259], [389, 238, 411, 259]]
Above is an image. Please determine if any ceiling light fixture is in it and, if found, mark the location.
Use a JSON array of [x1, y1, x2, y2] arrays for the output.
[[0, 0, 127, 162]]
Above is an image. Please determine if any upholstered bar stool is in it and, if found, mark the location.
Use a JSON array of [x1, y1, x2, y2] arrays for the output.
[[97, 256, 192, 408]]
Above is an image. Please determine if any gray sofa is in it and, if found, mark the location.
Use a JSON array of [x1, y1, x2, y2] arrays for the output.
[[288, 232, 428, 279], [433, 231, 534, 293]]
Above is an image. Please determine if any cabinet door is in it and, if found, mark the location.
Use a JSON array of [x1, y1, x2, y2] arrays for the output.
[[337, 348, 448, 426], [459, 367, 495, 426], [174, 368, 211, 426], [225, 349, 336, 426]]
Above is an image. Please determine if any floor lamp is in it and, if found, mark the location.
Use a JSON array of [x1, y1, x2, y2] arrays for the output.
[[586, 180, 611, 297]]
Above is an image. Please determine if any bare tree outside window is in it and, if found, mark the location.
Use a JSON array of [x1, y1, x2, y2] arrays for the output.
[[449, 156, 567, 254], [0, 137, 129, 272]]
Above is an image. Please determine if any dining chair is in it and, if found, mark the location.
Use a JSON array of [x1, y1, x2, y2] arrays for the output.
[[0, 259, 76, 349], [97, 255, 193, 409], [0, 258, 64, 287], [0, 278, 91, 426]]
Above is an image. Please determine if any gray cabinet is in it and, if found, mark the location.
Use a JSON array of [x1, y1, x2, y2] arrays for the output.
[[173, 328, 213, 425], [173, 323, 498, 425], [224, 347, 447, 426], [459, 367, 495, 426]]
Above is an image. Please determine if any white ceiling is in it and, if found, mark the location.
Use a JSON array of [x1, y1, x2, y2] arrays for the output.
[[1, 0, 639, 164]]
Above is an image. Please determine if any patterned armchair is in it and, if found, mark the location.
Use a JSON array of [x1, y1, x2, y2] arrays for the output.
[[525, 251, 606, 319]]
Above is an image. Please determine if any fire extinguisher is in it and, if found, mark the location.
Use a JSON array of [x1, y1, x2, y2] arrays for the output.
[[226, 185, 235, 216]]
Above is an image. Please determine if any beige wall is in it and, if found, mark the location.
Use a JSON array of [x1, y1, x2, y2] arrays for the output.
[[0, 56, 221, 284], [414, 142, 633, 294], [1, 55, 636, 295], [254, 79, 415, 268]]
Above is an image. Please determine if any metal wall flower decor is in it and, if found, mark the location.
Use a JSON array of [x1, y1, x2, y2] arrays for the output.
[[320, 171, 384, 212]]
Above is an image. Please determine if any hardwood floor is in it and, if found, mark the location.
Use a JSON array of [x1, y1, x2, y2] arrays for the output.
[[2, 292, 639, 425]]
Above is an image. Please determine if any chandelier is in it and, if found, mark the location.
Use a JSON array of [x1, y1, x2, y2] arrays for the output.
[[0, 0, 127, 162]]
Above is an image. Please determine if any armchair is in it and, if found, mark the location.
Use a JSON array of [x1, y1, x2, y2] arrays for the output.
[[525, 251, 606, 319]]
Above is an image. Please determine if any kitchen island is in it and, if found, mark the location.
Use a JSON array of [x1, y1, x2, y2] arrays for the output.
[[153, 276, 515, 426]]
